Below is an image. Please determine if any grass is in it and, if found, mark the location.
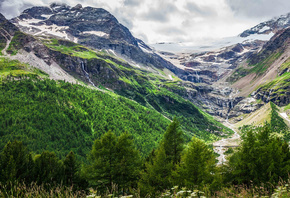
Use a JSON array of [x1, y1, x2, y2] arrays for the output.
[[0, 182, 87, 197], [0, 58, 48, 79], [257, 71, 290, 95], [44, 39, 99, 59], [249, 52, 282, 75]]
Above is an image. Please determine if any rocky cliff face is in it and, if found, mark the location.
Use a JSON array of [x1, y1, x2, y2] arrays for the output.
[[240, 12, 290, 37], [11, 3, 180, 74]]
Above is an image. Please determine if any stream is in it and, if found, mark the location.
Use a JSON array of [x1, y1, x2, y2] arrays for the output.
[[213, 122, 240, 165]]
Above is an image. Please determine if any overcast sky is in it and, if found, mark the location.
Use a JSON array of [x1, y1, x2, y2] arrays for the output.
[[0, 0, 289, 44]]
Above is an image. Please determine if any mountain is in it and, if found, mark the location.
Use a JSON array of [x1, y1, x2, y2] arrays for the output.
[[10, 3, 180, 73], [0, 4, 235, 159], [240, 12, 290, 38]]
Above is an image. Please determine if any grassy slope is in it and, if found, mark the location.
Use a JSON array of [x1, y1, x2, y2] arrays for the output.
[[0, 58, 48, 79], [227, 29, 290, 84], [0, 78, 171, 160], [43, 38, 233, 142], [236, 102, 289, 139]]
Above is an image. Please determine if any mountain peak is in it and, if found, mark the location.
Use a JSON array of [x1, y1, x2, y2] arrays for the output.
[[240, 12, 290, 38]]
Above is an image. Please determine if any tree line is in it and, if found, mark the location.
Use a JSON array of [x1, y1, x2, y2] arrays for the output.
[[2, 118, 290, 197]]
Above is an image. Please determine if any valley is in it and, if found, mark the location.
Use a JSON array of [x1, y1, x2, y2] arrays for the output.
[[0, 2, 290, 197]]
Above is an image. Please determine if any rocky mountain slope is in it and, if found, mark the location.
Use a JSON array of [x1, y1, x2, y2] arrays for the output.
[[10, 3, 182, 76], [1, 2, 289, 144], [0, 3, 236, 158], [240, 12, 290, 37]]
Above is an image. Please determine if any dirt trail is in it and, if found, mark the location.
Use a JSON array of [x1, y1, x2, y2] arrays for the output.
[[1, 36, 12, 56], [213, 122, 240, 165]]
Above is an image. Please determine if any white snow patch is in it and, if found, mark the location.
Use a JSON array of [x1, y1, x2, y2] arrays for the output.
[[82, 31, 109, 38], [139, 45, 153, 54], [259, 26, 270, 33], [108, 49, 117, 56], [40, 14, 53, 19], [280, 112, 290, 123], [18, 19, 70, 40], [168, 75, 173, 80], [32, 24, 69, 39]]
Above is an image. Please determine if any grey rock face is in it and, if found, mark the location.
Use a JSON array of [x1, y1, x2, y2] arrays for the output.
[[12, 3, 182, 77], [240, 12, 290, 38]]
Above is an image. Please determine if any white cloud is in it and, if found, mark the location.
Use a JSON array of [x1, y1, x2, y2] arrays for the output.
[[0, 0, 289, 44]]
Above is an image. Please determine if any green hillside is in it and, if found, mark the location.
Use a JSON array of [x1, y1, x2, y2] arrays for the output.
[[0, 78, 171, 159], [0, 54, 233, 160], [42, 38, 233, 141]]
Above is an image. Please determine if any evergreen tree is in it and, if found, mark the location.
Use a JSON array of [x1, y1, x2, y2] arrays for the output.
[[86, 131, 141, 194], [139, 118, 184, 195], [63, 151, 88, 190], [174, 137, 216, 188], [228, 124, 290, 186], [139, 148, 173, 196], [162, 117, 184, 165], [0, 141, 34, 184], [33, 151, 63, 185], [86, 131, 118, 190], [115, 132, 141, 192]]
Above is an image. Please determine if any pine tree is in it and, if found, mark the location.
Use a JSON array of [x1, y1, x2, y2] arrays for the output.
[[139, 118, 184, 195], [115, 132, 141, 192], [0, 141, 34, 184], [63, 151, 78, 186], [228, 124, 290, 186], [139, 148, 173, 196], [33, 151, 63, 185], [162, 117, 184, 165], [174, 137, 216, 188], [86, 131, 141, 193]]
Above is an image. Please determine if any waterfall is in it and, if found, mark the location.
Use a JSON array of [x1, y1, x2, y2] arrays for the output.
[[81, 61, 96, 87], [195, 70, 200, 83]]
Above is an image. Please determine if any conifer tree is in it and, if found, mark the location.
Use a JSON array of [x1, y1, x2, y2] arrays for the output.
[[0, 141, 34, 184], [33, 151, 63, 185], [139, 148, 173, 195], [228, 124, 290, 186], [162, 117, 184, 165], [174, 137, 216, 188], [86, 131, 141, 193], [115, 132, 141, 191], [139, 118, 184, 195]]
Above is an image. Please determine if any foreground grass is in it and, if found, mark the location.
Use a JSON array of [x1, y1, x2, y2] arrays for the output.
[[3, 181, 290, 198], [0, 183, 87, 198]]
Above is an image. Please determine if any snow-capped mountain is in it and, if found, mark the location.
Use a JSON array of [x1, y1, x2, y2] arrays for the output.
[[240, 12, 290, 37], [11, 3, 179, 73]]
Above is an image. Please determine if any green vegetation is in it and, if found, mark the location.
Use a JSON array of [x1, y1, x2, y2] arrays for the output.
[[7, 31, 32, 55], [0, 58, 48, 79], [227, 52, 282, 83], [249, 52, 282, 75], [1, 122, 290, 197], [238, 102, 289, 140], [44, 39, 99, 59], [226, 124, 290, 187], [258, 70, 290, 95], [0, 78, 171, 159], [43, 38, 232, 142], [85, 131, 141, 194]]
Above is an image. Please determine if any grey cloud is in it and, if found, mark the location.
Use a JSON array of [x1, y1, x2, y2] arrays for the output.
[[158, 26, 185, 36], [185, 2, 217, 17], [226, 0, 290, 19], [124, 0, 140, 7], [141, 2, 178, 22]]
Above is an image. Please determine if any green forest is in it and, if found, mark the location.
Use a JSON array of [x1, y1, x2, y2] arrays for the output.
[[1, 60, 290, 197], [1, 119, 290, 197]]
